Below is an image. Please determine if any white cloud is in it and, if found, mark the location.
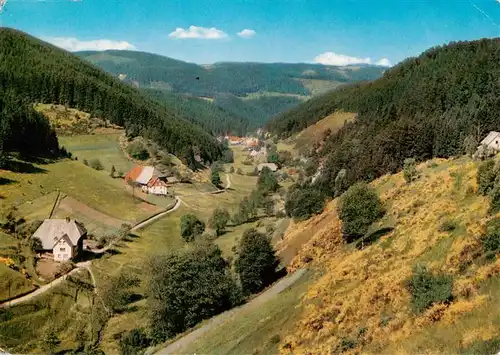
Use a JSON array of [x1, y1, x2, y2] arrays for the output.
[[313, 51, 392, 67], [45, 37, 136, 52], [168, 25, 228, 40], [376, 58, 392, 67], [237, 29, 256, 39]]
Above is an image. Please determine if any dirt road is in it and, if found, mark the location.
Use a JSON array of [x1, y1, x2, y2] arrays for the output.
[[0, 261, 92, 307], [154, 269, 307, 355], [131, 196, 181, 231]]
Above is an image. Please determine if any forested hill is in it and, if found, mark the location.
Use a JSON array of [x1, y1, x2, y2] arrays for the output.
[[143, 89, 249, 136], [270, 38, 500, 195], [76, 50, 385, 97], [0, 28, 224, 163], [76, 50, 386, 129]]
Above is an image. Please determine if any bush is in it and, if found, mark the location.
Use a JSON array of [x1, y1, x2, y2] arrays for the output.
[[334, 169, 348, 197], [209, 208, 230, 236], [406, 266, 453, 314], [83, 159, 89, 166], [236, 168, 243, 175], [489, 184, 500, 214], [89, 158, 104, 171], [257, 167, 279, 193], [127, 141, 150, 161], [147, 243, 242, 343], [221, 149, 234, 163], [30, 237, 43, 252], [337, 183, 384, 243], [119, 328, 150, 355], [438, 219, 457, 233], [180, 214, 205, 242], [403, 158, 418, 183], [460, 338, 500, 355], [235, 229, 279, 295], [285, 187, 325, 220], [211, 169, 222, 187], [482, 218, 500, 257], [229, 166, 235, 173], [477, 159, 497, 195], [101, 271, 140, 313]]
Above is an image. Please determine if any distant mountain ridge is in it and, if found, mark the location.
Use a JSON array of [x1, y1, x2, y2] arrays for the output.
[[76, 50, 386, 97], [76, 50, 386, 129]]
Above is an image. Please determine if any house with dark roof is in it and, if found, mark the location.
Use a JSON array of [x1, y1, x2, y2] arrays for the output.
[[32, 218, 87, 262]]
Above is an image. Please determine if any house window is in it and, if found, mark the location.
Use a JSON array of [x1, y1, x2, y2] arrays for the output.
[[60, 248, 66, 252]]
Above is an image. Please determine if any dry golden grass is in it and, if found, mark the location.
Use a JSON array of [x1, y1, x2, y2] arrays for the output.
[[278, 157, 500, 354], [293, 110, 356, 153]]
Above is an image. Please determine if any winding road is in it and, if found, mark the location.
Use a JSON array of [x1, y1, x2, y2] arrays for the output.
[[154, 269, 307, 355]]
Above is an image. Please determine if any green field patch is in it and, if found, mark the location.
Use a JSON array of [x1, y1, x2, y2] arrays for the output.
[[1, 160, 154, 223], [59, 133, 133, 175]]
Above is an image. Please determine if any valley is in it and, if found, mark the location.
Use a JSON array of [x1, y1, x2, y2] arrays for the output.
[[3, 6, 500, 354]]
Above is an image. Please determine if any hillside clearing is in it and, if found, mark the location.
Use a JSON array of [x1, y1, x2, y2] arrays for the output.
[[293, 110, 356, 153]]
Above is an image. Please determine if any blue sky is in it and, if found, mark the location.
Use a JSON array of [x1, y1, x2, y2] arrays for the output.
[[3, 0, 500, 66]]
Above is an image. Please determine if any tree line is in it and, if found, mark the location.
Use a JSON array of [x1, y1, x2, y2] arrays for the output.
[[0, 28, 225, 164], [0, 90, 59, 162]]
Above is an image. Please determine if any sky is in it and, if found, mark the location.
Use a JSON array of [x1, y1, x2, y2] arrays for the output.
[[3, 0, 500, 66]]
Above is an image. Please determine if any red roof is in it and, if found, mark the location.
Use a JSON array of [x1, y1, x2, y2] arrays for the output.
[[147, 176, 167, 188], [124, 166, 144, 183]]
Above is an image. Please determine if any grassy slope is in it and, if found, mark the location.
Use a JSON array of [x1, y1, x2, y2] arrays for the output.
[[293, 110, 356, 153], [296, 78, 343, 96], [59, 134, 134, 176], [0, 269, 94, 353], [181, 270, 314, 355], [0, 159, 152, 223], [276, 156, 500, 354]]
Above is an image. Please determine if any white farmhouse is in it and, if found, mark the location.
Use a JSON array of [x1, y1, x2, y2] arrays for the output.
[[32, 218, 87, 262], [480, 131, 500, 151], [125, 165, 172, 196]]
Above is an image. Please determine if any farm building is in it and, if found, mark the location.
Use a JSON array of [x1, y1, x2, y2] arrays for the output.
[[225, 135, 244, 145], [32, 218, 87, 262], [125, 165, 173, 196], [474, 131, 500, 159], [257, 163, 279, 173], [480, 131, 500, 151]]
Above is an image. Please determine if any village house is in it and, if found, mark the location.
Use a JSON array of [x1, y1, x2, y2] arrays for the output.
[[475, 131, 500, 159], [257, 162, 279, 173], [226, 135, 244, 145], [32, 218, 87, 262], [479, 131, 500, 151], [125, 165, 174, 196]]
